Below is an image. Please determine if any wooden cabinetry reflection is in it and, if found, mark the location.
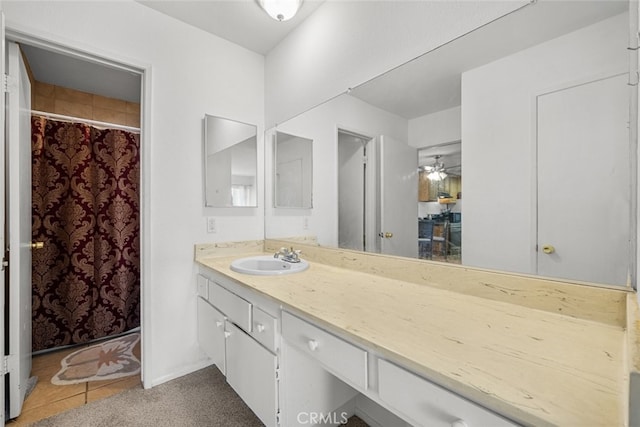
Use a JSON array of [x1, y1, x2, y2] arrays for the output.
[[418, 171, 461, 202]]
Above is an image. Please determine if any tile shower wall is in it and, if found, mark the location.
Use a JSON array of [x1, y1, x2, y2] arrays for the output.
[[33, 81, 140, 128]]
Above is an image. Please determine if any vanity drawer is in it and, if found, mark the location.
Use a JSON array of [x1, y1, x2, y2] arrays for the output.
[[196, 274, 209, 299], [252, 307, 277, 352], [281, 311, 367, 389], [378, 359, 518, 427], [208, 281, 252, 333]]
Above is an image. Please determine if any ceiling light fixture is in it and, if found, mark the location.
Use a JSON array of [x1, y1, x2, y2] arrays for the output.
[[426, 155, 448, 181], [259, 0, 303, 21]]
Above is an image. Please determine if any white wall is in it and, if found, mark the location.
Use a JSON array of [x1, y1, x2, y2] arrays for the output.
[[462, 12, 628, 274], [275, 135, 312, 208], [409, 106, 461, 149], [265, 94, 407, 247], [3, 0, 265, 386], [265, 1, 529, 127]]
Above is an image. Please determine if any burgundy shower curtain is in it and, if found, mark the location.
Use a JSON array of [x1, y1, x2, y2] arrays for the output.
[[31, 116, 141, 352]]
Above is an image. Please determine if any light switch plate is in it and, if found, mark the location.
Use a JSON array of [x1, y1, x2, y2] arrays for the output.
[[207, 217, 216, 233]]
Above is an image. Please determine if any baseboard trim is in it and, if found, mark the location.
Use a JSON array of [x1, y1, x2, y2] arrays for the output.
[[147, 358, 214, 388]]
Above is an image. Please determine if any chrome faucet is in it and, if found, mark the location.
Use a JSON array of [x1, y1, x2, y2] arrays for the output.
[[274, 247, 302, 263]]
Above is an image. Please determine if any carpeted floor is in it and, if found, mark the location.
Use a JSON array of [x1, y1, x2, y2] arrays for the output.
[[32, 366, 369, 426]]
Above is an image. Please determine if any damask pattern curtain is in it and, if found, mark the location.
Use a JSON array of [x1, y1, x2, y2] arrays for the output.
[[31, 116, 140, 352]]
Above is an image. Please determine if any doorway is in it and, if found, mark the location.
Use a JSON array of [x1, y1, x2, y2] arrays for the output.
[[4, 34, 147, 422], [337, 129, 377, 252], [338, 129, 419, 258]]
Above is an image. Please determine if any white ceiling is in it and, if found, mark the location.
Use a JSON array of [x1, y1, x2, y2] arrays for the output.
[[21, 0, 324, 104], [19, 0, 628, 118], [137, 0, 325, 55], [349, 0, 628, 120], [21, 44, 142, 103]]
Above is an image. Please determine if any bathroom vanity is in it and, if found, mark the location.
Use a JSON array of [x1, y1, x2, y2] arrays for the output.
[[195, 240, 635, 427]]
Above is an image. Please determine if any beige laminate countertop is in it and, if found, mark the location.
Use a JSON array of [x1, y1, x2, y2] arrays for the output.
[[196, 252, 627, 427]]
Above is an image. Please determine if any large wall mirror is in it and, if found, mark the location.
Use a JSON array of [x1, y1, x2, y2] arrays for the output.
[[204, 115, 258, 207], [274, 131, 313, 209], [264, 0, 636, 288]]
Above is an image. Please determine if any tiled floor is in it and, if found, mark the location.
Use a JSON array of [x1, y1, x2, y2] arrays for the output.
[[7, 338, 141, 426]]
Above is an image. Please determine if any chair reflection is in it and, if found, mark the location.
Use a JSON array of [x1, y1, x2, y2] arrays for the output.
[[418, 219, 446, 260]]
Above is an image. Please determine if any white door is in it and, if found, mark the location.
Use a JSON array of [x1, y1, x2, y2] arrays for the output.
[[6, 41, 33, 419], [537, 74, 629, 285], [379, 135, 418, 258]]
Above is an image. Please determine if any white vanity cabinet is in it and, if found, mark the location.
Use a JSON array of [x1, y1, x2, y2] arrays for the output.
[[378, 359, 518, 427], [281, 311, 368, 390], [280, 309, 519, 427], [196, 272, 279, 427], [196, 266, 521, 427], [226, 321, 278, 427]]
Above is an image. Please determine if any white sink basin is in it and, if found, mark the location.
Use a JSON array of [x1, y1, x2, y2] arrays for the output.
[[230, 255, 309, 276]]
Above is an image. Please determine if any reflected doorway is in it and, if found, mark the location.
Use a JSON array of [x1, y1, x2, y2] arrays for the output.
[[417, 141, 462, 263], [337, 129, 377, 252]]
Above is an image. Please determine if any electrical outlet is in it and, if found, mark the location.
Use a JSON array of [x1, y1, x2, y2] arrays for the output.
[[207, 217, 216, 233], [303, 216, 309, 230]]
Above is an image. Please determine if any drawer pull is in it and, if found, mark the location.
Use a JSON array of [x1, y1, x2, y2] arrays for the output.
[[224, 331, 232, 338], [256, 323, 266, 333], [451, 420, 468, 427], [308, 339, 319, 351], [215, 321, 223, 328]]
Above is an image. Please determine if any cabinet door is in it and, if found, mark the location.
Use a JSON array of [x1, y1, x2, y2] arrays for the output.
[[418, 170, 430, 201], [197, 297, 226, 375], [226, 321, 278, 427]]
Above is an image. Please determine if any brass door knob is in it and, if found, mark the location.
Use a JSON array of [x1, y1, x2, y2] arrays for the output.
[[384, 232, 393, 238], [31, 241, 44, 250], [542, 245, 555, 254]]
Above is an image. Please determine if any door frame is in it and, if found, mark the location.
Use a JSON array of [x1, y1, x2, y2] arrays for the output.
[[0, 11, 6, 424], [4, 27, 153, 387], [336, 126, 377, 252]]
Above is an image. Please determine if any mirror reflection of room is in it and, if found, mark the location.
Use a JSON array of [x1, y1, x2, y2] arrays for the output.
[[264, 0, 631, 287], [418, 141, 462, 263], [204, 115, 258, 208]]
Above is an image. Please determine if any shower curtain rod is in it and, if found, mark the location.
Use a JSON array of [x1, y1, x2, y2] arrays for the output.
[[31, 110, 141, 133]]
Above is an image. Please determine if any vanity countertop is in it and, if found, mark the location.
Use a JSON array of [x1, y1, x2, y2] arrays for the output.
[[196, 252, 628, 427]]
